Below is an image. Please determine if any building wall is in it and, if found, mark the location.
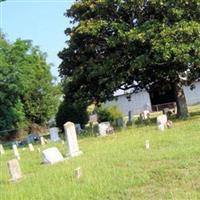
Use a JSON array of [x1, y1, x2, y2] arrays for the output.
[[105, 90, 151, 116], [184, 82, 200, 105], [105, 82, 200, 116]]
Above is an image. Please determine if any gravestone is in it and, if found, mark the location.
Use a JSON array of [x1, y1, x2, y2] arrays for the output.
[[42, 147, 64, 164], [12, 144, 20, 160], [40, 136, 45, 145], [98, 122, 110, 136], [0, 144, 5, 155], [7, 159, 22, 182], [89, 114, 98, 123], [145, 140, 150, 149], [74, 167, 81, 179], [28, 143, 34, 152], [75, 124, 82, 134], [143, 110, 150, 119], [49, 127, 60, 142], [157, 114, 167, 131], [64, 122, 82, 157]]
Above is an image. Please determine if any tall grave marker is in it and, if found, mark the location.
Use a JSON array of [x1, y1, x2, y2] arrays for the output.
[[64, 122, 82, 157], [12, 144, 20, 160], [0, 144, 5, 155]]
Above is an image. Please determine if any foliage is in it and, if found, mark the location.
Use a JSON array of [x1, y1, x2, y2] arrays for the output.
[[59, 0, 200, 118], [0, 33, 60, 134], [96, 105, 123, 123], [56, 100, 88, 131]]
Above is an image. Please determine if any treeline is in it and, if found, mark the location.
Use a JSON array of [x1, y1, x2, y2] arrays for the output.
[[0, 32, 60, 138]]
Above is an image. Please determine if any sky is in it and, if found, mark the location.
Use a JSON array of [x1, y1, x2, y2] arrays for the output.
[[0, 0, 75, 79]]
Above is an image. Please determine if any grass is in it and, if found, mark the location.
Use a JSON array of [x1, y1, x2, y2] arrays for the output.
[[1, 106, 200, 199]]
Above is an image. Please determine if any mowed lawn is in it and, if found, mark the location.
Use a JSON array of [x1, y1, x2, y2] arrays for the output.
[[1, 108, 200, 199]]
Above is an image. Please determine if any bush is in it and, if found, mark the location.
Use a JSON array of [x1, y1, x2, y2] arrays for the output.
[[96, 106, 123, 123]]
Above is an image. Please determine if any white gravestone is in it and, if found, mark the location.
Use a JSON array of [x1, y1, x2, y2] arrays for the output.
[[28, 143, 34, 152], [7, 159, 22, 182], [157, 114, 167, 131], [145, 140, 150, 149], [143, 110, 150, 119], [98, 122, 110, 136], [0, 144, 5, 155], [50, 127, 60, 142], [12, 144, 20, 160], [64, 122, 82, 157], [40, 136, 45, 145], [42, 147, 64, 164]]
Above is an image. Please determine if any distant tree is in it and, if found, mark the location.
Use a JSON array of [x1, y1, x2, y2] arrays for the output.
[[0, 33, 60, 135], [59, 0, 200, 118], [56, 100, 88, 131]]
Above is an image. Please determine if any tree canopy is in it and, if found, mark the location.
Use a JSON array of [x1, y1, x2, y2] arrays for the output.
[[0, 33, 60, 135], [59, 0, 200, 118]]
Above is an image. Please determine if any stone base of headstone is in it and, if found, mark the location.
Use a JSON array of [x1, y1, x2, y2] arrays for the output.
[[66, 150, 83, 158]]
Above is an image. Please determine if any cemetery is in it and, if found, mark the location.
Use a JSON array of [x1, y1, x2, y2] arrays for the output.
[[0, 104, 200, 199], [1, 0, 200, 199]]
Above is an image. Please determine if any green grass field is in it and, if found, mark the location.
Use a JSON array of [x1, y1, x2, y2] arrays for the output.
[[1, 106, 200, 200]]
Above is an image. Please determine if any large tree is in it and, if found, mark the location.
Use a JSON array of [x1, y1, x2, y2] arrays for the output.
[[59, 0, 200, 118], [0, 33, 60, 134]]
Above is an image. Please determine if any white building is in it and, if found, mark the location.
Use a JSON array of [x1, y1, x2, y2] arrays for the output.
[[105, 82, 200, 116]]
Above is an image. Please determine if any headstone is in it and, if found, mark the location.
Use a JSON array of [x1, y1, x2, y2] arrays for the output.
[[49, 127, 60, 142], [128, 111, 132, 122], [143, 110, 150, 119], [98, 122, 110, 136], [116, 117, 123, 127], [40, 136, 45, 145], [7, 159, 22, 181], [12, 144, 20, 160], [28, 143, 34, 152], [64, 122, 82, 157], [42, 147, 64, 164], [74, 167, 81, 179], [0, 144, 5, 155], [157, 114, 167, 131], [145, 140, 150, 149], [75, 124, 82, 134], [37, 148, 41, 153], [89, 114, 98, 123]]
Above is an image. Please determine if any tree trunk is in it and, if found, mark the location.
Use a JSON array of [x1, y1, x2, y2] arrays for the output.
[[174, 82, 189, 118]]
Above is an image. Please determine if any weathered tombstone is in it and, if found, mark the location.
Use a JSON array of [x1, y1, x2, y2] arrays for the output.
[[75, 124, 82, 134], [7, 159, 22, 182], [28, 143, 34, 152], [0, 144, 5, 155], [157, 114, 167, 131], [49, 127, 60, 142], [128, 111, 132, 122], [116, 117, 124, 127], [12, 144, 20, 160], [143, 110, 150, 119], [42, 147, 64, 164], [74, 167, 81, 179], [40, 136, 45, 145], [64, 122, 82, 157], [145, 140, 150, 149], [89, 114, 98, 123], [98, 122, 110, 136]]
